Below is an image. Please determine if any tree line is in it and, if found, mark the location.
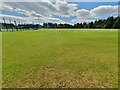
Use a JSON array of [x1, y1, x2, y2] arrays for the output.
[[0, 16, 120, 32], [42, 16, 120, 29], [0, 18, 41, 32]]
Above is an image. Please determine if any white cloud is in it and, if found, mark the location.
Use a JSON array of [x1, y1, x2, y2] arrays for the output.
[[90, 5, 118, 18], [1, 1, 78, 23], [0, 3, 13, 11], [72, 5, 118, 23], [46, 17, 65, 23], [0, 1, 119, 24], [76, 9, 92, 18], [72, 18, 95, 23], [1, 2, 65, 23], [2, 0, 119, 2], [0, 13, 65, 24], [34, 17, 65, 23], [75, 5, 118, 19], [55, 0, 78, 17], [0, 14, 26, 23], [5, 2, 54, 17], [3, 1, 78, 18]]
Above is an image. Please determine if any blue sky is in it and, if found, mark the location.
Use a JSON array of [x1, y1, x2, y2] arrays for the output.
[[0, 1, 119, 24], [53, 2, 118, 24], [73, 2, 118, 10]]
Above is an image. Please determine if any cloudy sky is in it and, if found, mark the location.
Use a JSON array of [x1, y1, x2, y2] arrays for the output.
[[0, 0, 119, 24]]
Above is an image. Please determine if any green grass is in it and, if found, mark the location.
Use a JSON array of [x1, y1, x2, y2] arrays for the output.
[[2, 29, 118, 88], [0, 32, 2, 88]]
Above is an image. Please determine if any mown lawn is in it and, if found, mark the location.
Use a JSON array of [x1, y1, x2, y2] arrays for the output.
[[2, 29, 118, 88], [0, 32, 2, 88]]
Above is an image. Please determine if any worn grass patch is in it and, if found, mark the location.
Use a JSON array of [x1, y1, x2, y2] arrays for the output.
[[2, 29, 118, 88]]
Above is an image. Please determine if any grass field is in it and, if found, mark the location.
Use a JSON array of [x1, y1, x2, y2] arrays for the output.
[[0, 32, 2, 88], [2, 29, 118, 88]]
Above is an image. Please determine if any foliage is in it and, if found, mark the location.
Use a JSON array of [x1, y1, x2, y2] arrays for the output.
[[42, 16, 120, 29]]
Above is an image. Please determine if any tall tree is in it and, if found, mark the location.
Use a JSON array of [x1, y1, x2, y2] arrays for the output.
[[3, 18, 8, 31], [83, 22, 87, 28], [113, 16, 120, 29], [104, 16, 114, 29], [14, 21, 18, 31], [88, 22, 94, 28]]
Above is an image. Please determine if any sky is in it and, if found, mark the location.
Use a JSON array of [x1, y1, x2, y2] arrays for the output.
[[0, 0, 119, 24]]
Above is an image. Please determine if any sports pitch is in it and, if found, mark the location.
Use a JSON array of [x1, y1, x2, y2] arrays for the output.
[[2, 29, 118, 88]]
